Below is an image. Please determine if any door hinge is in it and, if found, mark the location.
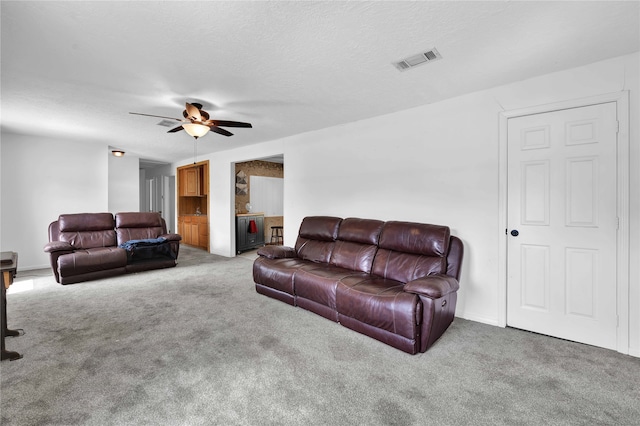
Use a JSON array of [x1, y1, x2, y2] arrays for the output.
[[617, 216, 620, 230], [616, 120, 620, 134]]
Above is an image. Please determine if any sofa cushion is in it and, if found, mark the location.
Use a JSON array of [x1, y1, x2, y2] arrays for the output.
[[336, 218, 384, 245], [295, 216, 342, 263], [329, 218, 383, 273], [253, 257, 312, 296], [378, 221, 450, 256], [372, 221, 450, 282], [298, 216, 342, 241], [372, 249, 447, 284], [57, 247, 127, 277], [294, 264, 369, 311], [336, 276, 421, 340]]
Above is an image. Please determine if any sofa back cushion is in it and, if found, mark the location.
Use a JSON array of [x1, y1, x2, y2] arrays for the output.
[[115, 212, 166, 245], [295, 216, 342, 263], [330, 218, 383, 273], [372, 221, 450, 283], [57, 213, 116, 249]]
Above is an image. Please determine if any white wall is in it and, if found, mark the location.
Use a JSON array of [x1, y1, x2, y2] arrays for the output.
[[0, 133, 141, 269], [108, 153, 140, 213], [203, 52, 639, 356], [0, 133, 109, 269]]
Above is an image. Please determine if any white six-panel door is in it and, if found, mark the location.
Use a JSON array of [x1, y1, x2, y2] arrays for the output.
[[507, 102, 618, 350]]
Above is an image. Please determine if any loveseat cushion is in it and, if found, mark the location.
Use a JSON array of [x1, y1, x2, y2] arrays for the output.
[[59, 213, 115, 232], [336, 276, 421, 340], [58, 213, 117, 249], [115, 212, 164, 228], [115, 212, 165, 245], [57, 247, 127, 277]]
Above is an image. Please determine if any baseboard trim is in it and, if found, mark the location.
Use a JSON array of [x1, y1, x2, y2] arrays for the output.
[[455, 312, 501, 327]]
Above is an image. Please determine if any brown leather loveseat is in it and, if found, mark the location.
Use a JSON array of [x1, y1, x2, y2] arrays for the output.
[[253, 216, 463, 354], [44, 212, 181, 285]]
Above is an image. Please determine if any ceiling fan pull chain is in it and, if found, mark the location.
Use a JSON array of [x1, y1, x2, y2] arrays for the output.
[[193, 139, 197, 164]]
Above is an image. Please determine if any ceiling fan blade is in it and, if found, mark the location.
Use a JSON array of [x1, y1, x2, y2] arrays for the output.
[[185, 103, 202, 122], [129, 112, 184, 121], [167, 126, 184, 133], [212, 120, 253, 128], [210, 126, 234, 137]]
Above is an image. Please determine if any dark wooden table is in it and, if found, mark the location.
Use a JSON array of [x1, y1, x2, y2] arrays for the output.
[[1, 251, 22, 361]]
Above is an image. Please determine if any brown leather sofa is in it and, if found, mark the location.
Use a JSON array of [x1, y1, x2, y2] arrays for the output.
[[44, 212, 181, 285], [253, 216, 463, 354]]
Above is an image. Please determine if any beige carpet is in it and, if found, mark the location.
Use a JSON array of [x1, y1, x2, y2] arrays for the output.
[[2, 245, 639, 425]]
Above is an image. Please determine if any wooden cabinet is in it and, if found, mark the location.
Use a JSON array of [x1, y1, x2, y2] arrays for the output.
[[178, 215, 208, 250], [179, 166, 205, 197], [236, 214, 265, 253], [177, 161, 209, 251]]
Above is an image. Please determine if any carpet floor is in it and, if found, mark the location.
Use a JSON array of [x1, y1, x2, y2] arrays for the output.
[[1, 246, 639, 425]]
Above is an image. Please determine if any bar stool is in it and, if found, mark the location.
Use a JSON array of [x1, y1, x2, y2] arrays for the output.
[[270, 226, 283, 245]]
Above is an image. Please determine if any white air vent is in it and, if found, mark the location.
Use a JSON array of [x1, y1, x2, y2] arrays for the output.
[[157, 119, 176, 127], [394, 48, 442, 72]]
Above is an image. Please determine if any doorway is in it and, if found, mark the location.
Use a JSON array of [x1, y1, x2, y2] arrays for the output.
[[498, 92, 630, 353], [233, 156, 284, 253]]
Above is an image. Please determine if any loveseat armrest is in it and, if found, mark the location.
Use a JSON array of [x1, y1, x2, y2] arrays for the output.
[[160, 233, 182, 242], [404, 274, 460, 299], [257, 245, 297, 259], [44, 241, 74, 253]]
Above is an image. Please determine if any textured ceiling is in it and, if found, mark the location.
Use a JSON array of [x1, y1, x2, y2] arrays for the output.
[[1, 1, 639, 164]]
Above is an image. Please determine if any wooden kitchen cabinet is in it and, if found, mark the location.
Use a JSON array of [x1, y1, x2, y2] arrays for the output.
[[180, 166, 203, 197], [177, 160, 209, 251], [178, 215, 208, 250]]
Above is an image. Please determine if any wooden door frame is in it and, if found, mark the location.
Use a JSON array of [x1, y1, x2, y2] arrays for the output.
[[498, 91, 630, 354]]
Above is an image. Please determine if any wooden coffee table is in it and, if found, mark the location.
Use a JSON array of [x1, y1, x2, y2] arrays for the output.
[[1, 251, 22, 361]]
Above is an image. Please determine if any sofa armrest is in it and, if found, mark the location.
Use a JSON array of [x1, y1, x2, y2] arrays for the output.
[[404, 274, 460, 299], [257, 245, 297, 259], [160, 233, 182, 242], [44, 241, 74, 253]]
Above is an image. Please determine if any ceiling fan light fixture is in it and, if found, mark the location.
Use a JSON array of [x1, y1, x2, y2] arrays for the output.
[[182, 123, 210, 139]]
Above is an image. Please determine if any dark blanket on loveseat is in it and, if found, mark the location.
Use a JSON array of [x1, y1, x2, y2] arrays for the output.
[[253, 216, 463, 354]]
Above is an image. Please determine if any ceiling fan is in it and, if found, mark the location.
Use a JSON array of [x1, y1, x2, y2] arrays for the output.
[[129, 102, 252, 139]]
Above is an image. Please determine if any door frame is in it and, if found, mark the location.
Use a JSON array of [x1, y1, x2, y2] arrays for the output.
[[498, 91, 630, 354]]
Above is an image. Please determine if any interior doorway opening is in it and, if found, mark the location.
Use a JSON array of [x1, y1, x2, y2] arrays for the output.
[[233, 155, 284, 255]]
